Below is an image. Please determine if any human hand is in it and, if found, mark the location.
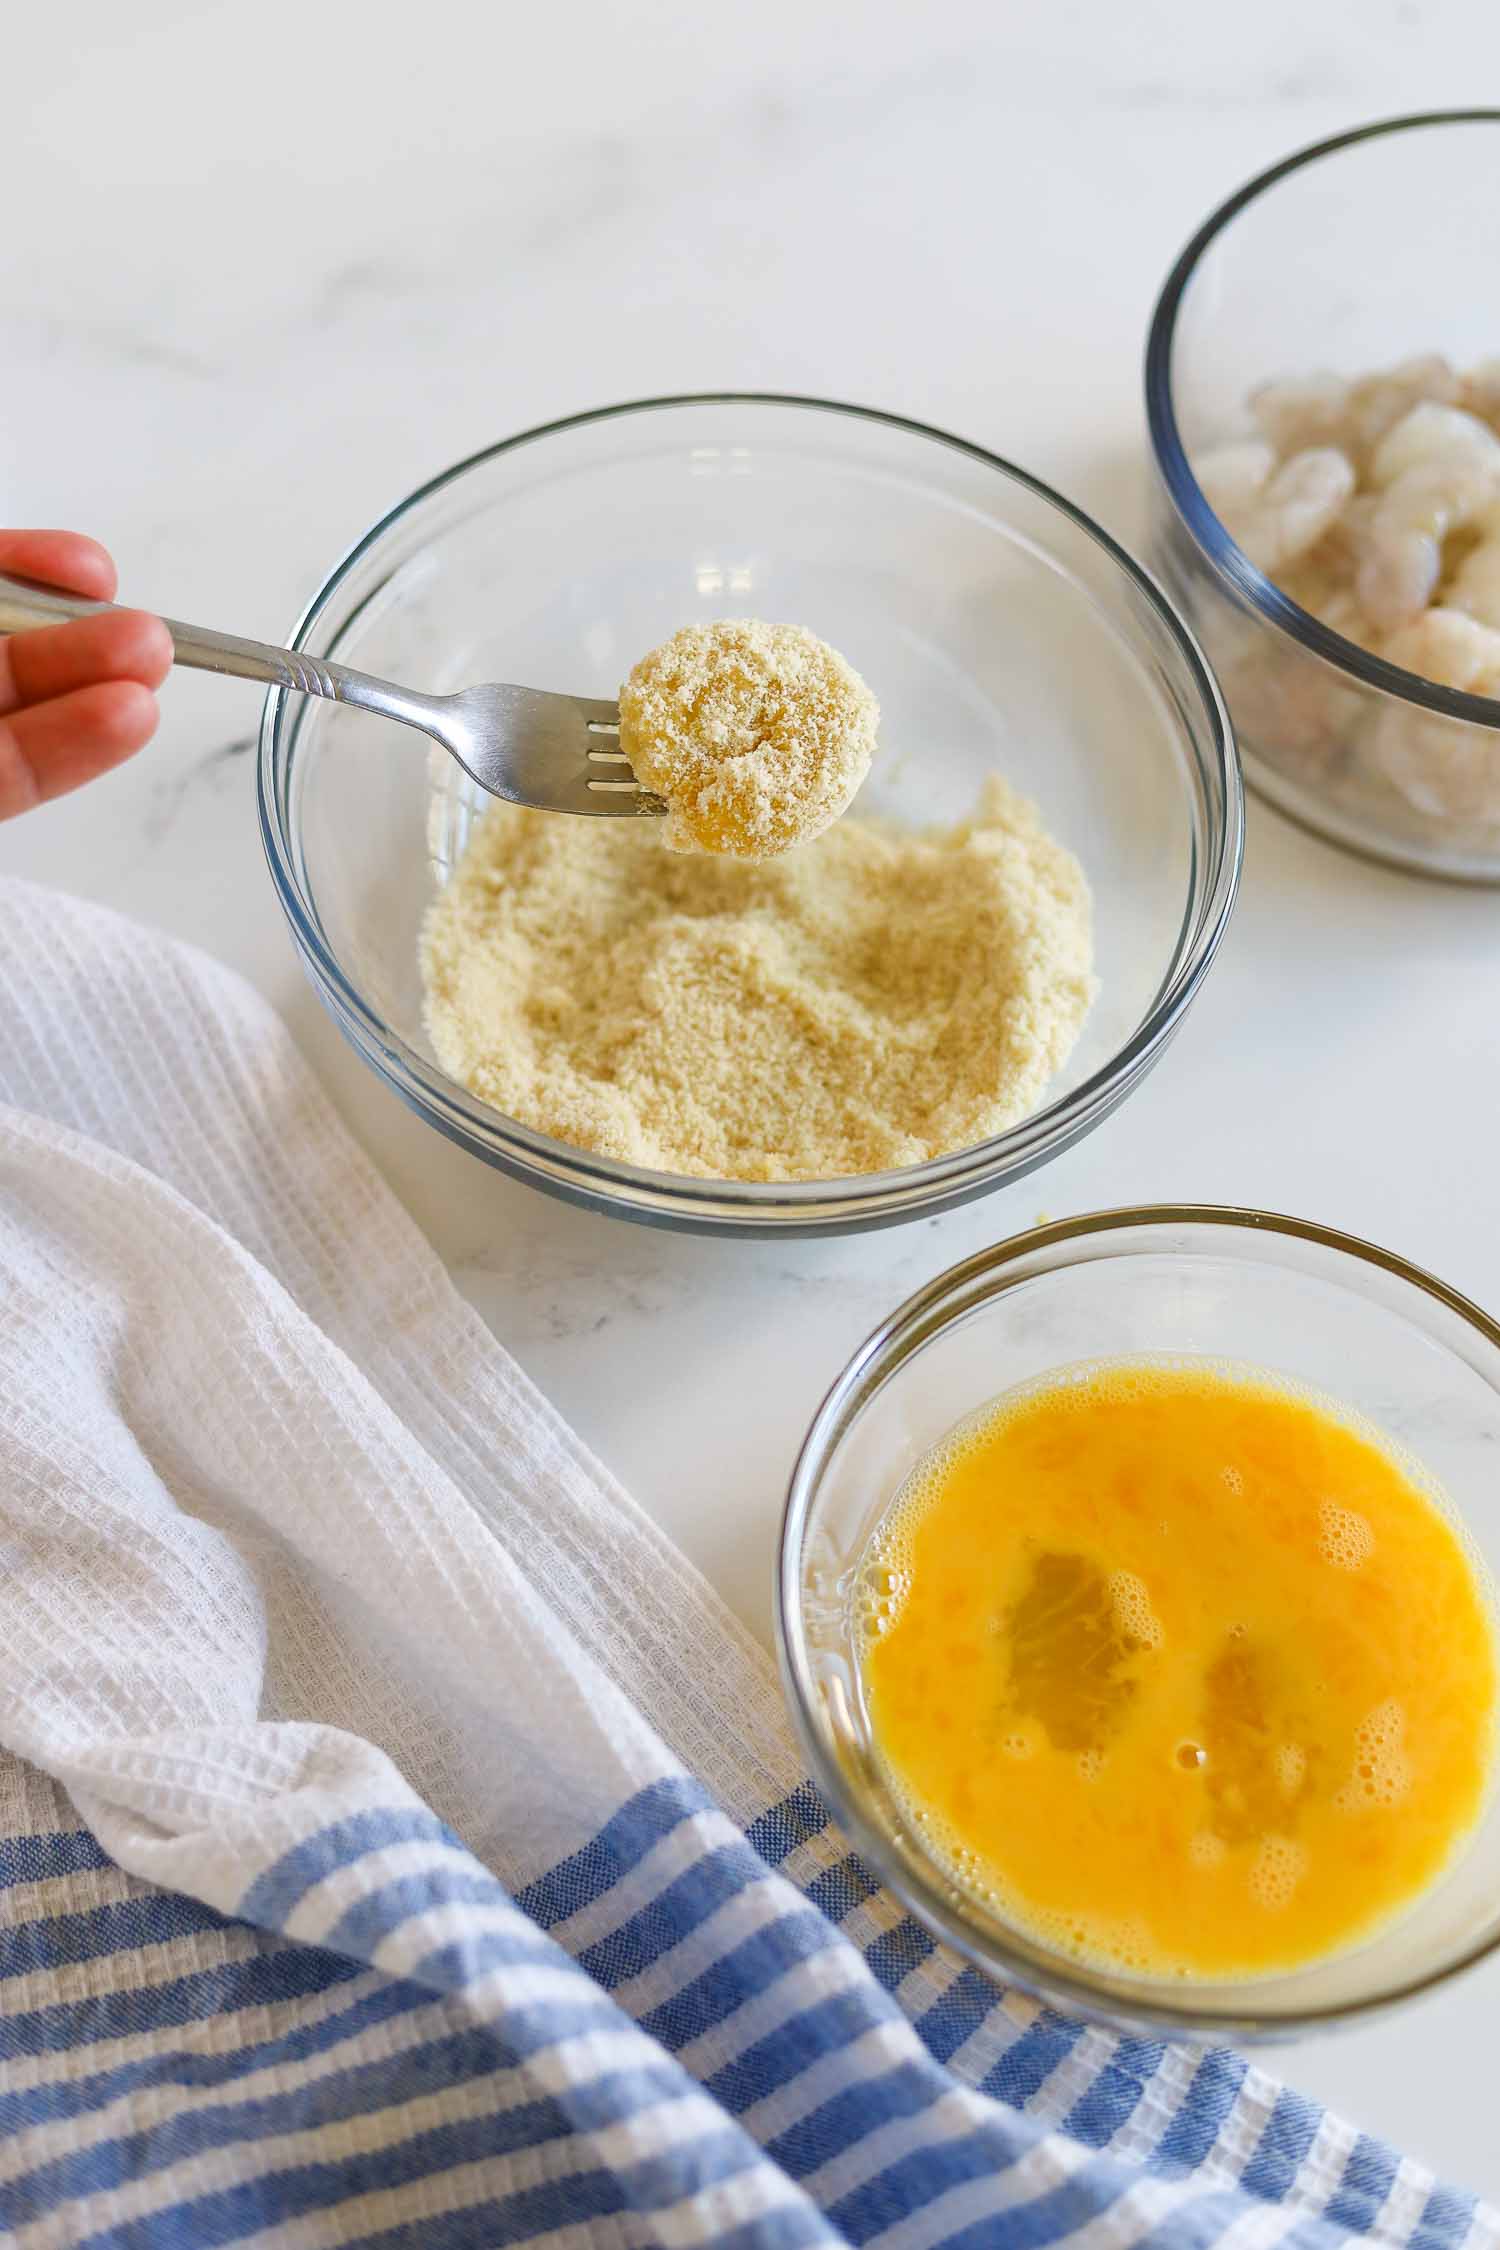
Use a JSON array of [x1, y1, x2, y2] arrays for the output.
[[1, 532, 172, 820]]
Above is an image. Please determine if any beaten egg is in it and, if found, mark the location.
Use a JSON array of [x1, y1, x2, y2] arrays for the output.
[[858, 1360, 1497, 1980]]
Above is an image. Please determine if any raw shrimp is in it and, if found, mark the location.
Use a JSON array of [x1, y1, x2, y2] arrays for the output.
[[1200, 445, 1354, 575], [1221, 628, 1362, 775], [1191, 352, 1500, 844], [1195, 439, 1276, 522], [1461, 359, 1500, 434], [1359, 469, 1471, 625], [1369, 402, 1500, 488], [1381, 607, 1500, 698], [1368, 705, 1500, 826], [1279, 493, 1380, 625], [1372, 610, 1500, 826], [1345, 354, 1461, 464], [1366, 492, 1500, 829], [1306, 586, 1367, 640], [1356, 405, 1500, 629], [1448, 502, 1500, 629], [1250, 373, 1350, 458]]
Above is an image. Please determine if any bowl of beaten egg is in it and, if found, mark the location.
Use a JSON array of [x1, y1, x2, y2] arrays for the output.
[[779, 1207, 1500, 2037], [260, 395, 1239, 1234]]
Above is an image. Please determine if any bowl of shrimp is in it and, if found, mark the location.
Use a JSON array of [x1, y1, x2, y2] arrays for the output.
[[1147, 110, 1500, 881]]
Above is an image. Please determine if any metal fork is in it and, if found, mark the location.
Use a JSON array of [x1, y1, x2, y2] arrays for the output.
[[0, 572, 664, 817]]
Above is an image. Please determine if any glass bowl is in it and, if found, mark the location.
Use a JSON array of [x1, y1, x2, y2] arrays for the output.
[[778, 1206, 1500, 2039], [1147, 112, 1500, 882], [259, 395, 1239, 1235]]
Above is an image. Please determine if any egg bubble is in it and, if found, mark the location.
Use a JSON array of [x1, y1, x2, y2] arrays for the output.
[[1334, 1699, 1412, 1811], [1107, 1569, 1164, 1651], [1189, 1830, 1227, 1871], [853, 1543, 917, 1644], [1249, 1833, 1307, 1911], [1274, 1744, 1307, 1796], [1220, 1466, 1245, 1497], [1002, 1726, 1038, 1761], [1318, 1500, 1374, 1573], [1077, 1746, 1106, 1783], [1020, 1895, 1164, 1975]]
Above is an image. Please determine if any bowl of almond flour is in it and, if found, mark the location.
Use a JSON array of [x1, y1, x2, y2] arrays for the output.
[[259, 396, 1241, 1235]]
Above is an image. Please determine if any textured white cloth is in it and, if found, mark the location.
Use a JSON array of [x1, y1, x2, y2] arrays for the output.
[[0, 876, 1490, 2250], [0, 875, 797, 1882]]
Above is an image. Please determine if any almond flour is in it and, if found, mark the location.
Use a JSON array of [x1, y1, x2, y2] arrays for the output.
[[618, 619, 878, 858], [420, 777, 1096, 1182]]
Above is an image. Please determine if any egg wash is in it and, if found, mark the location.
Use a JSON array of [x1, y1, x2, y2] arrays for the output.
[[856, 1359, 1498, 1981]]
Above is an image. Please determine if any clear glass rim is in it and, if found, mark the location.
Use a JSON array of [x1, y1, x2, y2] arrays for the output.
[[1145, 110, 1500, 733], [776, 1201, 1500, 2035], [258, 392, 1242, 1233]]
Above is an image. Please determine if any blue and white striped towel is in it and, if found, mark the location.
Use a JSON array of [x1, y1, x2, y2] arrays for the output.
[[0, 876, 1489, 2250]]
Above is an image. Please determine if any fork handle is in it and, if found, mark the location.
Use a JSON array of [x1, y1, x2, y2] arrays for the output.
[[0, 573, 446, 738]]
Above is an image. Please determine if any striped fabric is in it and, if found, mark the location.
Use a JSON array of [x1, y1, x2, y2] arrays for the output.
[[2, 1769, 1475, 2250], [0, 878, 1490, 2250]]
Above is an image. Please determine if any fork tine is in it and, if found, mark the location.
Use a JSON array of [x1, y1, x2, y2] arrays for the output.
[[444, 683, 661, 816], [573, 697, 665, 814]]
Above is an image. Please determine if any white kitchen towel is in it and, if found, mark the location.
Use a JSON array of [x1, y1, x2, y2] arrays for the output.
[[0, 874, 1489, 2250]]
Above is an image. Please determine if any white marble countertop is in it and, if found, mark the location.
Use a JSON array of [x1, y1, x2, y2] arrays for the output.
[[6, 0, 1500, 2196]]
